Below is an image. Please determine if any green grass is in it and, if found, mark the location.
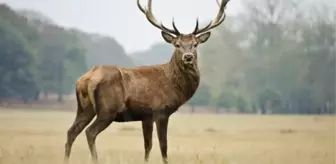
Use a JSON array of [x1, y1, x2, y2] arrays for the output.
[[0, 109, 334, 164]]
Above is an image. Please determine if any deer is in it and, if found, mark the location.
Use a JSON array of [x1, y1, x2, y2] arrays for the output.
[[63, 0, 230, 163]]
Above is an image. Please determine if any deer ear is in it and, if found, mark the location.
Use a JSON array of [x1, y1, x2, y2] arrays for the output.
[[161, 31, 175, 43], [197, 32, 211, 44]]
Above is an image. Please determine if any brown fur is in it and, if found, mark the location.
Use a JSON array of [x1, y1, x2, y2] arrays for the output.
[[64, 0, 230, 163]]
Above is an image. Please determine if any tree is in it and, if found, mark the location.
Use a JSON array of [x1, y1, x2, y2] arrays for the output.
[[236, 95, 247, 113], [130, 42, 173, 66], [78, 32, 134, 69], [188, 84, 211, 113], [0, 17, 38, 100], [216, 90, 237, 112], [257, 88, 281, 114], [35, 24, 87, 102]]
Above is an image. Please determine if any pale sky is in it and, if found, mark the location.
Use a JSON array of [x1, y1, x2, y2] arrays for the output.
[[0, 0, 243, 53]]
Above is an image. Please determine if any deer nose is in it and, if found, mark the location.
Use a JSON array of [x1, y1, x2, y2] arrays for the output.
[[183, 53, 194, 61]]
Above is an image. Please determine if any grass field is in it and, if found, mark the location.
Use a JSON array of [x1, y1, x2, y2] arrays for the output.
[[0, 109, 334, 164]]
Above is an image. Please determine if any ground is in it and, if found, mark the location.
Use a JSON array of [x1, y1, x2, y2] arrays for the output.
[[0, 109, 334, 164]]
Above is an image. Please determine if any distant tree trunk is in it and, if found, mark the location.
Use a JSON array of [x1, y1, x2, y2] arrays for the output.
[[34, 91, 40, 100], [216, 107, 220, 113], [316, 107, 321, 114], [58, 93, 63, 103], [57, 61, 64, 103], [23, 98, 28, 104], [260, 101, 266, 114], [252, 103, 258, 114], [190, 105, 195, 114], [265, 100, 272, 114], [43, 91, 48, 100]]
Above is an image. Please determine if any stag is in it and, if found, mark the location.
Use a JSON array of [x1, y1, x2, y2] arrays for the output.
[[64, 0, 229, 163]]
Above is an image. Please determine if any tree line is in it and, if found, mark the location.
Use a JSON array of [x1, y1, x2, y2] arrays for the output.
[[188, 0, 335, 114], [0, 4, 133, 102]]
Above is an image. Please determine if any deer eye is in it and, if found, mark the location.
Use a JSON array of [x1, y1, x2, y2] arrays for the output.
[[193, 43, 198, 48], [175, 43, 181, 48]]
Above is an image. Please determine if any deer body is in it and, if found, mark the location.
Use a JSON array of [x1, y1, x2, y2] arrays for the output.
[[64, 0, 229, 163], [77, 51, 200, 123]]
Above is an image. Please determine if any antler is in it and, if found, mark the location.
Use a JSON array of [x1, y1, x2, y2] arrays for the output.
[[137, 0, 180, 36], [192, 0, 230, 35]]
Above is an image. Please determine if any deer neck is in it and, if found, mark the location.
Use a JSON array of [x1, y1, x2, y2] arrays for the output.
[[166, 50, 200, 102]]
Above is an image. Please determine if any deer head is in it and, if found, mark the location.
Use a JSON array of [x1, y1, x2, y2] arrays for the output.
[[137, 0, 230, 65]]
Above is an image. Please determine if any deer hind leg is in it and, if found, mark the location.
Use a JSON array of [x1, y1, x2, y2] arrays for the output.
[[85, 87, 119, 164], [142, 119, 154, 162], [156, 117, 170, 164], [64, 104, 95, 163], [85, 113, 115, 164]]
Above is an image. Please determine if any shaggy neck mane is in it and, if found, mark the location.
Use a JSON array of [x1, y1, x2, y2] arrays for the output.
[[166, 50, 200, 102]]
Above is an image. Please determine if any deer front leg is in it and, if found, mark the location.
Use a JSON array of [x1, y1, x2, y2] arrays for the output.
[[155, 117, 169, 164], [142, 119, 153, 162]]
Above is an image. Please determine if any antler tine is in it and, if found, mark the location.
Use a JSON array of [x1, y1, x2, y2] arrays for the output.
[[216, 0, 221, 6], [193, 0, 230, 35], [193, 17, 199, 33], [137, 0, 146, 14], [137, 0, 180, 35], [172, 17, 180, 34], [193, 17, 213, 34], [160, 17, 180, 35]]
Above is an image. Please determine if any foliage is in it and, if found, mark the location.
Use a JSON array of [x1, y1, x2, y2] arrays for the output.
[[0, 17, 38, 100], [257, 88, 281, 114], [188, 84, 212, 107], [198, 0, 335, 114], [216, 90, 237, 109], [130, 42, 173, 66], [0, 5, 133, 102], [236, 95, 247, 113], [75, 31, 134, 69]]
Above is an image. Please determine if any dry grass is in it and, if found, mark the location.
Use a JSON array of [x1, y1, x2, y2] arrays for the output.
[[0, 109, 335, 164]]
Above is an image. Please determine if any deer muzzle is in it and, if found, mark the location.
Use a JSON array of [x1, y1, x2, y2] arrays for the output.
[[182, 53, 194, 63]]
